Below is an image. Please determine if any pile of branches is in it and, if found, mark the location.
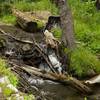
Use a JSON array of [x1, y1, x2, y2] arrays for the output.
[[0, 9, 97, 95]]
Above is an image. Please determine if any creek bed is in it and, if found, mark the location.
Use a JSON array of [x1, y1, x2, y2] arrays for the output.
[[0, 24, 100, 100], [18, 71, 100, 100]]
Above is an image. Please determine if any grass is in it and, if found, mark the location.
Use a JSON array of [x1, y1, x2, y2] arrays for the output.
[[0, 58, 35, 99], [69, 0, 100, 54], [0, 15, 16, 24], [0, 83, 14, 97], [51, 27, 62, 39], [71, 46, 100, 77], [14, 0, 58, 15], [0, 58, 18, 86]]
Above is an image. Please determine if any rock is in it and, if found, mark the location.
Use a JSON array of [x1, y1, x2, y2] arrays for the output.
[[22, 44, 31, 51], [0, 76, 10, 84], [86, 69, 96, 77], [7, 84, 18, 93]]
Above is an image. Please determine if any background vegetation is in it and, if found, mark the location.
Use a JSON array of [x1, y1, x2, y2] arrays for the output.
[[0, 0, 100, 77]]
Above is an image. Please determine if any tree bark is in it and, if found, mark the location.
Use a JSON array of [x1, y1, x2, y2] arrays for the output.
[[96, 0, 100, 10], [51, 0, 75, 49], [50, 0, 76, 69]]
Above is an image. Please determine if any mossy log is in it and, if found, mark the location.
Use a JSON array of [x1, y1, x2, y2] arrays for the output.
[[12, 9, 45, 32]]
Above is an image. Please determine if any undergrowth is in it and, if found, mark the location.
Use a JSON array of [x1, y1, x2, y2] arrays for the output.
[[71, 46, 100, 77], [69, 0, 100, 54], [0, 58, 18, 86]]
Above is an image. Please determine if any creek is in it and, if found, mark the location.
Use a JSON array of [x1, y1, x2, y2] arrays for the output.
[[0, 24, 100, 100]]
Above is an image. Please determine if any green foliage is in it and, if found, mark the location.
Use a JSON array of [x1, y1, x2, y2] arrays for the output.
[[13, 0, 58, 15], [69, 0, 100, 54], [84, 97, 88, 100], [0, 83, 14, 97], [51, 27, 62, 39], [3, 87, 13, 97], [0, 2, 12, 16], [70, 46, 100, 77], [0, 15, 16, 24], [24, 94, 35, 100], [0, 59, 18, 86]]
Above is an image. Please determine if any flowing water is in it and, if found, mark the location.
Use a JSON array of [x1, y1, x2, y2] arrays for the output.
[[20, 73, 100, 100]]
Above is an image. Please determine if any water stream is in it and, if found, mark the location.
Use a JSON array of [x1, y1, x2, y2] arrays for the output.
[[19, 72, 100, 100], [0, 24, 100, 100]]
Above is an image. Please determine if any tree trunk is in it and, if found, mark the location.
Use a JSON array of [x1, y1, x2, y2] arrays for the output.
[[51, 0, 75, 49], [50, 0, 75, 69], [96, 0, 100, 10]]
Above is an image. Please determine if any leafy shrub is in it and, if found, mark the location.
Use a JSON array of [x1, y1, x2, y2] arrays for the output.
[[68, 0, 100, 54], [70, 46, 100, 77], [0, 83, 14, 97]]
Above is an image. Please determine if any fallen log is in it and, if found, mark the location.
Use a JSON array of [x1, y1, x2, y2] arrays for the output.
[[10, 61, 92, 94], [12, 9, 44, 32], [85, 74, 100, 84]]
